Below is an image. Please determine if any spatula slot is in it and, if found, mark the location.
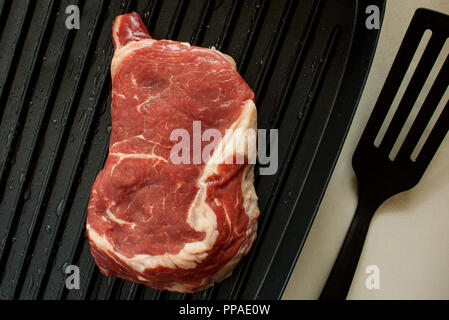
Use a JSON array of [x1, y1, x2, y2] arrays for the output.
[[411, 83, 449, 161], [390, 38, 449, 161], [374, 29, 432, 148]]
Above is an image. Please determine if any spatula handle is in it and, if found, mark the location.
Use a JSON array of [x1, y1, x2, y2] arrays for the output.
[[320, 196, 378, 300]]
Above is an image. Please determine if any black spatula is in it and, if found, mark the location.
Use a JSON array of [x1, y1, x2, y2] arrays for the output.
[[320, 8, 449, 300]]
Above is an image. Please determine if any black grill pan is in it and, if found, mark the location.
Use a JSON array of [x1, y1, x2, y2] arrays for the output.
[[0, 0, 384, 300]]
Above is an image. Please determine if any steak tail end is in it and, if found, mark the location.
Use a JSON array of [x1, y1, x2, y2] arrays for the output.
[[112, 12, 152, 50]]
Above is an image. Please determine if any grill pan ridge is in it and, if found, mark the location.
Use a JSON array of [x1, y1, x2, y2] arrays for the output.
[[0, 0, 384, 300]]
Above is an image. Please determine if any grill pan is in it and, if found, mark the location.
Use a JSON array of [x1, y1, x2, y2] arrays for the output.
[[0, 0, 384, 300]]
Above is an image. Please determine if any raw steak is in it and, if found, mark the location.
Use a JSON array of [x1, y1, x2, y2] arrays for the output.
[[86, 12, 259, 293]]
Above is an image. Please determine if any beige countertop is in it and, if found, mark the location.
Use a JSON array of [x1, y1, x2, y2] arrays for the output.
[[283, 0, 449, 300]]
